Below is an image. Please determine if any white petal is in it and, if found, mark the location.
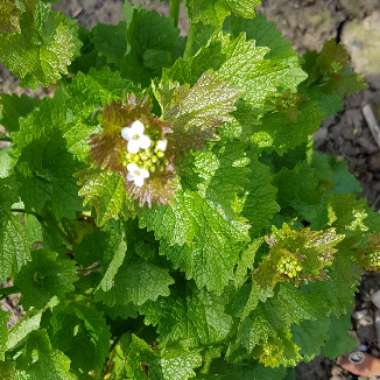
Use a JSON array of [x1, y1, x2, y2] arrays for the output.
[[127, 140, 140, 154], [139, 134, 152, 150], [127, 173, 135, 182], [127, 163, 139, 173], [140, 168, 150, 179], [130, 120, 144, 135], [121, 127, 133, 141], [156, 139, 168, 151], [134, 176, 145, 187]]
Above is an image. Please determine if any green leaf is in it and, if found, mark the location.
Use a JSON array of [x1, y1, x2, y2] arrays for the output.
[[191, 145, 279, 236], [156, 71, 239, 135], [214, 33, 306, 108], [191, 147, 247, 218], [0, 362, 14, 380], [13, 330, 76, 380], [90, 22, 128, 65], [0, 310, 9, 360], [123, 7, 185, 84], [224, 14, 295, 59], [97, 257, 174, 307], [74, 220, 122, 267], [24, 214, 43, 246], [274, 162, 322, 222], [243, 155, 280, 236], [292, 312, 355, 362], [303, 40, 366, 100], [160, 348, 202, 380], [110, 333, 161, 379], [47, 303, 110, 376], [251, 98, 324, 154], [142, 288, 233, 348], [0, 94, 39, 133], [140, 190, 250, 293], [79, 170, 131, 227], [224, 0, 261, 19], [15, 250, 78, 309], [186, 0, 261, 28], [12, 93, 66, 152], [202, 362, 287, 380], [0, 148, 14, 179], [229, 285, 310, 366], [0, 1, 81, 87], [167, 32, 306, 111], [109, 334, 203, 380], [14, 130, 83, 220], [7, 309, 44, 351], [0, 176, 20, 210], [321, 314, 356, 359], [96, 232, 127, 292], [0, 212, 30, 283], [186, 0, 230, 28], [64, 69, 135, 122], [310, 152, 362, 196], [292, 317, 331, 362], [234, 240, 262, 288]]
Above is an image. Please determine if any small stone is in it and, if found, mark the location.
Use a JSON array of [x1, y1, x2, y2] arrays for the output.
[[352, 309, 372, 326], [369, 153, 380, 171], [342, 126, 354, 140], [342, 12, 380, 89], [340, 0, 380, 18], [349, 351, 366, 364], [357, 136, 379, 154], [353, 309, 370, 320], [358, 344, 368, 352]]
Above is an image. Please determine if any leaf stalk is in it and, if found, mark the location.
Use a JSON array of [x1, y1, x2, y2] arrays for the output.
[[169, 0, 180, 28]]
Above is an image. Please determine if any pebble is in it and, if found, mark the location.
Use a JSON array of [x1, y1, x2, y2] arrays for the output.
[[342, 12, 380, 89], [369, 153, 380, 171], [357, 136, 379, 154], [358, 344, 369, 352], [354, 309, 369, 320], [375, 310, 380, 345]]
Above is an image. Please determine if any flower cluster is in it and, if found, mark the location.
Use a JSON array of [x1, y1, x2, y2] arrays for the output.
[[121, 120, 169, 188], [89, 99, 176, 206], [276, 254, 302, 279], [359, 234, 380, 272]]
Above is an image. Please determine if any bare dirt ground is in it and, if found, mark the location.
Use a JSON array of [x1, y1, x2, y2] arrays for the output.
[[1, 1, 380, 379]]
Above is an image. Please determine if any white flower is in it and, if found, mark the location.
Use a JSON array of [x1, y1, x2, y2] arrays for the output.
[[127, 163, 150, 187], [156, 139, 168, 152], [121, 120, 151, 154]]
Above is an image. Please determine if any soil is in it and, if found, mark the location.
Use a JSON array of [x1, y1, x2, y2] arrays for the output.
[[1, 1, 380, 379]]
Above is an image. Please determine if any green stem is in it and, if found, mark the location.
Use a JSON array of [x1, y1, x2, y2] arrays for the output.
[[0, 286, 19, 298], [169, 0, 180, 28], [0, 136, 12, 142], [184, 22, 195, 59]]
